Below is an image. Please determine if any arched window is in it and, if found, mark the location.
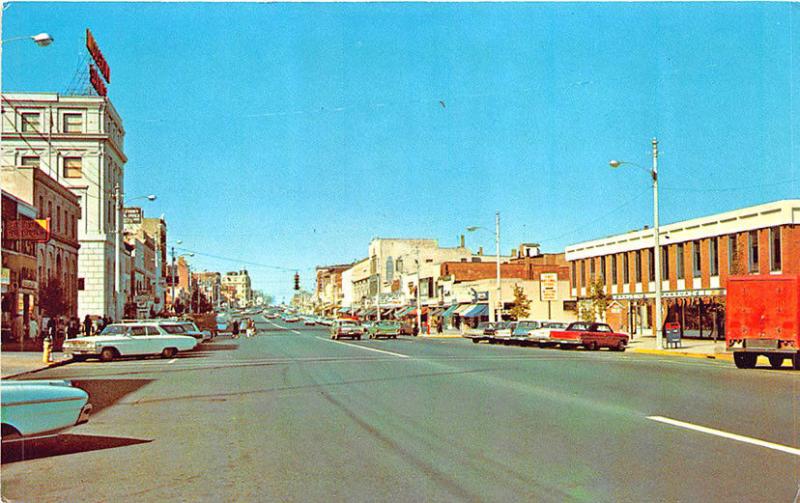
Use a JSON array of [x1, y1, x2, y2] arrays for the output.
[[385, 257, 394, 282]]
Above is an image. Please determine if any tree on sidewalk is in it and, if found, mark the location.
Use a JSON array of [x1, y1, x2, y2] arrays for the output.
[[39, 278, 67, 318], [507, 284, 531, 321], [579, 278, 610, 322]]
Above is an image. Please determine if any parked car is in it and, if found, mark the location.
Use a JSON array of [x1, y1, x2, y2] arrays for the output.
[[398, 321, 415, 336], [368, 320, 401, 339], [548, 322, 629, 351], [509, 320, 570, 346], [462, 322, 494, 343], [175, 321, 213, 342], [284, 316, 301, 323], [330, 319, 364, 340], [62, 322, 199, 362], [1, 380, 91, 440], [303, 317, 317, 326], [489, 321, 518, 344]]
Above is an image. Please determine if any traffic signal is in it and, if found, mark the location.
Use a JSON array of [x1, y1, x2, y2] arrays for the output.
[[293, 273, 300, 291]]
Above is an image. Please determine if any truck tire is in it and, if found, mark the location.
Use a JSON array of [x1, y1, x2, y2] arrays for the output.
[[734, 352, 757, 369], [793, 353, 800, 370], [768, 355, 785, 369]]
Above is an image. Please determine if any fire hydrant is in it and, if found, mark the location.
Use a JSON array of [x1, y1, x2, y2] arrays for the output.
[[42, 336, 53, 363]]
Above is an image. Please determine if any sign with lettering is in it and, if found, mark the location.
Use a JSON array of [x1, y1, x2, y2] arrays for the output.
[[540, 273, 558, 301], [1, 268, 9, 286], [124, 207, 143, 225], [89, 65, 108, 97], [4, 218, 50, 242], [86, 28, 110, 82]]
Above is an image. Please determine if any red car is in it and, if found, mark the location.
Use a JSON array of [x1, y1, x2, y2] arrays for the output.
[[549, 322, 628, 351]]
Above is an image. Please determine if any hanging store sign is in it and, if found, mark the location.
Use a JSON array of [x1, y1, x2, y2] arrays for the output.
[[4, 218, 50, 242], [1, 268, 9, 286], [124, 207, 143, 225], [540, 273, 559, 301], [86, 28, 110, 83]]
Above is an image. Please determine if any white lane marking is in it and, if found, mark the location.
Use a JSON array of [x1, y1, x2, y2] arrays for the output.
[[168, 358, 177, 364], [291, 330, 301, 334], [647, 416, 800, 457], [315, 336, 410, 358]]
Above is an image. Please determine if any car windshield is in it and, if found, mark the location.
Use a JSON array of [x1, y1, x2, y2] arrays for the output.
[[161, 324, 186, 334], [100, 325, 129, 335], [543, 322, 568, 329], [516, 321, 540, 330]]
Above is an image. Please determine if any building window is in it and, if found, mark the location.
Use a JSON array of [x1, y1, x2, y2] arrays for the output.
[[676, 243, 685, 280], [635, 250, 642, 282], [622, 253, 629, 283], [692, 240, 701, 277], [63, 113, 83, 133], [589, 259, 596, 282], [580, 261, 585, 287], [385, 257, 394, 282], [709, 237, 719, 276], [21, 112, 40, 132], [770, 227, 781, 272], [648, 249, 655, 282], [611, 255, 618, 285], [600, 256, 606, 282], [571, 262, 576, 288], [748, 231, 759, 273], [63, 157, 82, 178], [728, 235, 739, 274], [21, 156, 40, 168], [661, 246, 669, 279]]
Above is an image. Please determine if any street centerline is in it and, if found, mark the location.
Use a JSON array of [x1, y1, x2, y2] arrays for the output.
[[647, 415, 800, 457], [315, 336, 410, 358]]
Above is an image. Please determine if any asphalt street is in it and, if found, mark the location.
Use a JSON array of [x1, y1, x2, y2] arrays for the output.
[[2, 315, 799, 502]]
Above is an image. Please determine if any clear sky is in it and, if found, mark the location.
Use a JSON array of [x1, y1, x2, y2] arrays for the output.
[[3, 2, 798, 302]]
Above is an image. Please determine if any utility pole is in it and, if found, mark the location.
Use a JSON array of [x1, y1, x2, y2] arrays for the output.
[[652, 138, 663, 349], [415, 248, 422, 334], [171, 245, 176, 314], [114, 182, 122, 321], [376, 270, 382, 322], [495, 211, 501, 323]]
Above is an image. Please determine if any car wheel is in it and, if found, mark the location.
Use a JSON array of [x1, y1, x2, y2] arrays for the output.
[[161, 347, 178, 359], [734, 352, 757, 369], [586, 342, 599, 351], [792, 353, 800, 370], [357, 335, 362, 340], [472, 338, 479, 344], [768, 356, 784, 368], [100, 347, 117, 362]]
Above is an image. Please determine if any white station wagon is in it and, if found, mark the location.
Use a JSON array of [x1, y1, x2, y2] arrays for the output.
[[62, 322, 198, 362]]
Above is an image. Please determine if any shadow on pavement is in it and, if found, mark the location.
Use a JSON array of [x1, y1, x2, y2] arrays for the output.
[[69, 379, 154, 415], [1, 433, 151, 464], [193, 343, 238, 352]]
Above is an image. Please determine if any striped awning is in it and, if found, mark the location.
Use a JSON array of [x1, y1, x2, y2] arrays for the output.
[[455, 304, 476, 315], [441, 304, 460, 317], [462, 304, 488, 318]]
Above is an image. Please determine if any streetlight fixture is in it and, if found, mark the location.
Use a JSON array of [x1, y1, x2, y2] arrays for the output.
[[608, 138, 662, 348], [467, 211, 502, 323], [1, 33, 54, 47], [113, 186, 157, 320]]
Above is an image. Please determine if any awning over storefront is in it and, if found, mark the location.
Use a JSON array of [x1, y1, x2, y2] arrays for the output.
[[408, 307, 429, 316], [462, 304, 488, 318], [441, 304, 460, 318], [338, 307, 350, 313], [455, 304, 475, 315], [396, 306, 415, 317]]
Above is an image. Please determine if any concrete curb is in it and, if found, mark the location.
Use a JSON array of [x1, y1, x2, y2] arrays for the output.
[[420, 334, 463, 339], [629, 348, 734, 362], [1, 357, 75, 380]]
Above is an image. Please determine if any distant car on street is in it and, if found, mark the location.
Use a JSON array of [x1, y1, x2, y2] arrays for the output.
[[171, 321, 213, 342], [368, 320, 401, 339], [489, 321, 518, 344], [330, 319, 364, 340], [284, 316, 301, 323], [462, 322, 494, 343], [62, 322, 199, 362], [548, 322, 629, 351], [303, 317, 317, 326], [1, 380, 92, 440]]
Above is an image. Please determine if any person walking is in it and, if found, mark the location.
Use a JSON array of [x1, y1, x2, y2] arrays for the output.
[[28, 317, 39, 344], [66, 317, 80, 339], [83, 315, 93, 336], [247, 318, 256, 338], [232, 319, 240, 339], [437, 317, 443, 334]]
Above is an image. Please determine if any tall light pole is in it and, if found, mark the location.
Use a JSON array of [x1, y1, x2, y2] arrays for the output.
[[114, 187, 156, 320], [1, 33, 54, 47], [467, 210, 502, 323], [609, 138, 662, 348]]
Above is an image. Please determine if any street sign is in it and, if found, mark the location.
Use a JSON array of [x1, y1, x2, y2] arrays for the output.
[[1, 268, 9, 286], [4, 218, 50, 242], [540, 273, 558, 301], [124, 207, 143, 225]]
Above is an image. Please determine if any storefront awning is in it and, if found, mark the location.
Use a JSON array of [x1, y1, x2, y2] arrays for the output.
[[441, 304, 460, 317], [338, 307, 350, 313], [462, 304, 488, 318], [455, 304, 475, 315], [396, 306, 415, 317], [408, 307, 429, 316]]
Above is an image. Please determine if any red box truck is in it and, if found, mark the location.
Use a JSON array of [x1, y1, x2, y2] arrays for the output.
[[726, 275, 800, 369]]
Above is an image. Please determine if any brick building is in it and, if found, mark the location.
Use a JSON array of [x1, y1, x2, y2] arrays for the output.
[[565, 199, 800, 338]]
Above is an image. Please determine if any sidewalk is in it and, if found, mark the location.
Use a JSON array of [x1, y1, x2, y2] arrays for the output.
[[626, 336, 732, 361], [1, 351, 72, 379]]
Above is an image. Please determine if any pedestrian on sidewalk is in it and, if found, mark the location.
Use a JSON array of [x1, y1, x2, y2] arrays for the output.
[[66, 317, 80, 339], [437, 318, 443, 334], [47, 317, 57, 340], [412, 323, 419, 337], [29, 317, 39, 343], [232, 319, 240, 339], [83, 315, 93, 336]]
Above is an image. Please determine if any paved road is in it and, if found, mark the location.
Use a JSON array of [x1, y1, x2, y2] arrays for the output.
[[3, 315, 799, 502]]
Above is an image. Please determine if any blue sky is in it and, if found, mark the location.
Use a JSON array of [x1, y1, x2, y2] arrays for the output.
[[3, 2, 798, 302]]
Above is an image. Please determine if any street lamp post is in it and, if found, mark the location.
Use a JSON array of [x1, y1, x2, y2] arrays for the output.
[[609, 138, 662, 348], [467, 211, 502, 323], [1, 33, 54, 47]]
